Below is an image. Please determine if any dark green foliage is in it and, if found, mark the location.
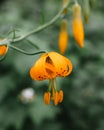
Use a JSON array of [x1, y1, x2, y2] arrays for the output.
[[0, 0, 104, 130]]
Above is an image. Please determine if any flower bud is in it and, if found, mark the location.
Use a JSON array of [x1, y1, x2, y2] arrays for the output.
[[58, 19, 68, 54], [72, 3, 84, 48]]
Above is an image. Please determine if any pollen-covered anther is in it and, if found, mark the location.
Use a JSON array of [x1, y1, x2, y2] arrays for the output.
[[51, 91, 59, 106], [51, 90, 64, 105], [58, 90, 64, 103], [44, 92, 51, 105]]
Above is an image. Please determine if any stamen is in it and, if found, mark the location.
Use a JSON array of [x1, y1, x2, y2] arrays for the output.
[[53, 92, 59, 106], [58, 90, 64, 103], [44, 92, 51, 105]]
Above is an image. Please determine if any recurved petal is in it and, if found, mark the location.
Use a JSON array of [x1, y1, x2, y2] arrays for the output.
[[30, 56, 48, 81], [48, 52, 73, 77], [62, 56, 73, 76], [30, 53, 56, 81]]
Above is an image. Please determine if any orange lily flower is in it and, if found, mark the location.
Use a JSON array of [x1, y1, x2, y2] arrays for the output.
[[0, 39, 8, 56], [30, 52, 73, 105], [72, 3, 84, 48], [0, 46, 7, 56]]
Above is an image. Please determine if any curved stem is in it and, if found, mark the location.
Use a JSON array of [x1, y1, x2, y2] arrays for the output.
[[25, 39, 39, 50], [48, 79, 52, 92], [9, 44, 46, 55], [0, 1, 70, 46], [10, 1, 70, 43]]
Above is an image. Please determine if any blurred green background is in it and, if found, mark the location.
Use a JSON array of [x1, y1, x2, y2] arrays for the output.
[[0, 0, 104, 130]]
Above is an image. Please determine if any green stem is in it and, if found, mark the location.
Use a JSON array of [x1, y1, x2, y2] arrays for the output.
[[10, 1, 70, 43], [26, 39, 39, 50], [53, 78, 57, 91], [0, 1, 70, 45], [9, 44, 46, 55], [48, 79, 52, 92]]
